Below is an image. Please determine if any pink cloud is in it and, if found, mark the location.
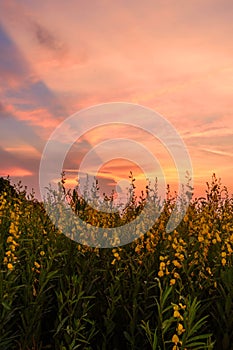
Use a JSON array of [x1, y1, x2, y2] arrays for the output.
[[12, 107, 59, 129], [0, 167, 33, 177], [4, 145, 41, 159], [0, 0, 232, 197]]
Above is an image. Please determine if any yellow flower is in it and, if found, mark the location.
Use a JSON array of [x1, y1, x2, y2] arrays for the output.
[[170, 279, 176, 285], [113, 252, 120, 260], [198, 236, 204, 242], [173, 310, 180, 318], [34, 261, 40, 269], [216, 232, 221, 242], [158, 270, 164, 277], [146, 243, 151, 251], [173, 260, 182, 268], [159, 261, 166, 270], [6, 236, 13, 243], [173, 305, 184, 319], [172, 334, 179, 344], [6, 251, 11, 256], [221, 252, 226, 257], [173, 272, 180, 279], [172, 346, 178, 350], [40, 251, 45, 256], [221, 258, 226, 266], [111, 259, 116, 265], [7, 263, 14, 270], [9, 223, 16, 234], [179, 254, 184, 261], [12, 240, 18, 246], [177, 323, 185, 335]]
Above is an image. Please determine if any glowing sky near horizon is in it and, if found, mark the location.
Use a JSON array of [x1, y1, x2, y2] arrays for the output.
[[0, 0, 232, 199]]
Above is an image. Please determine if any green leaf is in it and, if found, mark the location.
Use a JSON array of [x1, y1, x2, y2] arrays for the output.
[[1, 301, 11, 311], [152, 327, 158, 350], [186, 333, 212, 344]]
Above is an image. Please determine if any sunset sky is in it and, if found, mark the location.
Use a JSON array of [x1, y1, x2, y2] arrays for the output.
[[0, 0, 232, 200]]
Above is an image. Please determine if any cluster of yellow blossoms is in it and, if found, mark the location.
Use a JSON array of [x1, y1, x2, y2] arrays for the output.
[[157, 230, 185, 285], [111, 248, 121, 265], [3, 203, 21, 271], [32, 259, 41, 274], [171, 302, 186, 350]]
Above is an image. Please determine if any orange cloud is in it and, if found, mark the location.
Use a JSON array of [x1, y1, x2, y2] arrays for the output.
[[0, 0, 232, 197], [0, 167, 33, 177], [4, 145, 41, 158]]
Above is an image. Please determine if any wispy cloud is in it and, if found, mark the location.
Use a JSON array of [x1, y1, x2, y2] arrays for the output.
[[183, 128, 233, 139], [201, 148, 233, 158]]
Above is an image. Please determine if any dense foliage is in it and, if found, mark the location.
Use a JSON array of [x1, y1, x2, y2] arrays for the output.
[[0, 174, 232, 349]]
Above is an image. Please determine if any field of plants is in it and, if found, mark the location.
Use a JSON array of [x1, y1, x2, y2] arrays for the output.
[[0, 174, 232, 350]]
